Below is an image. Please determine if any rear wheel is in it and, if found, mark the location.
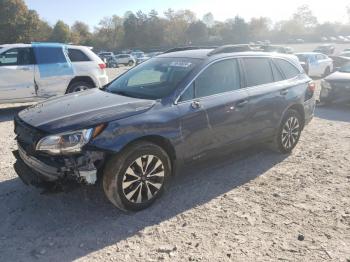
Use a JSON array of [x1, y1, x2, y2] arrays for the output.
[[103, 142, 171, 211], [66, 81, 94, 93], [128, 60, 134, 66], [273, 110, 302, 154]]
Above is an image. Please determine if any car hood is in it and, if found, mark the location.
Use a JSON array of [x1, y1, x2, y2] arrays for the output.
[[18, 88, 156, 133], [325, 71, 350, 81]]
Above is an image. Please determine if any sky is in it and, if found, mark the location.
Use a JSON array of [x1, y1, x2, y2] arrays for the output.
[[25, 0, 350, 28]]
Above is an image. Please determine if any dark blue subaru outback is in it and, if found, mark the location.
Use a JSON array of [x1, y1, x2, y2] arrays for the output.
[[13, 46, 316, 211]]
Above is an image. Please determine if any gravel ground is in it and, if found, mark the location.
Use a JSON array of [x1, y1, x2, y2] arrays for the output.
[[0, 67, 349, 262]]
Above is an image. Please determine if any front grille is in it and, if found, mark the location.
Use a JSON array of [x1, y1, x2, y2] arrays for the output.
[[14, 116, 46, 155]]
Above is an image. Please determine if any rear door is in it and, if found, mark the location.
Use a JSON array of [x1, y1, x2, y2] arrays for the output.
[[33, 45, 74, 98], [0, 47, 36, 101], [177, 58, 250, 161], [240, 57, 287, 139]]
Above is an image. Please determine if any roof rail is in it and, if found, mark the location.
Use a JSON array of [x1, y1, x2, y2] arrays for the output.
[[207, 44, 258, 56], [164, 46, 217, 54]]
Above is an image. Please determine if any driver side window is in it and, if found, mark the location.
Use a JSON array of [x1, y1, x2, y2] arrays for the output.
[[0, 48, 34, 66]]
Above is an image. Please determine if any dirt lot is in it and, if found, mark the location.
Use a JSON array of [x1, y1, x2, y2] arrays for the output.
[[0, 66, 350, 262]]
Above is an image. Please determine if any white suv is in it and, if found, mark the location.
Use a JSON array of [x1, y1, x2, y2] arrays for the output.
[[114, 54, 136, 66], [0, 44, 108, 104]]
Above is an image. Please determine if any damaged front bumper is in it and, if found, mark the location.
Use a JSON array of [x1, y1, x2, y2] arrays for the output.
[[13, 144, 105, 188]]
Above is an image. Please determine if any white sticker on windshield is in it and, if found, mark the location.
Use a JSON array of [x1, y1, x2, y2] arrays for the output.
[[170, 61, 192, 68]]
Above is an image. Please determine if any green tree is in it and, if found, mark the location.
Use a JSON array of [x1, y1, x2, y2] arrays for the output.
[[34, 20, 53, 42], [186, 21, 208, 44], [202, 12, 214, 28], [293, 5, 318, 28], [71, 21, 92, 45], [50, 20, 71, 43], [93, 15, 124, 51], [249, 17, 271, 41], [0, 0, 42, 44]]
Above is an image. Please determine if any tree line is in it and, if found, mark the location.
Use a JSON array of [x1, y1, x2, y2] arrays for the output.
[[2, 0, 350, 52]]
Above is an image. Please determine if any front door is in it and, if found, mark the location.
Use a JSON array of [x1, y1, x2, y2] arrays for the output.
[[177, 58, 250, 161], [0, 48, 36, 102]]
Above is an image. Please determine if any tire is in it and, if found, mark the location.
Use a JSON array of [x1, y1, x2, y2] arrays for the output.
[[323, 67, 331, 77], [128, 60, 134, 66], [103, 142, 171, 211], [272, 109, 303, 154], [66, 81, 94, 93]]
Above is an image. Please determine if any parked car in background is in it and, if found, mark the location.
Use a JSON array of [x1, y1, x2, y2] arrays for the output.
[[313, 44, 335, 55], [114, 54, 136, 66], [329, 37, 338, 42], [320, 63, 350, 105], [329, 55, 350, 70], [295, 52, 333, 77], [321, 37, 328, 42], [13, 47, 315, 211], [135, 54, 150, 65], [98, 51, 114, 58], [262, 45, 293, 54], [106, 56, 119, 68], [0, 43, 108, 103]]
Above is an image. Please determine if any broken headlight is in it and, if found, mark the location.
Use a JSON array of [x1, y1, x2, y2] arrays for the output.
[[36, 128, 93, 155]]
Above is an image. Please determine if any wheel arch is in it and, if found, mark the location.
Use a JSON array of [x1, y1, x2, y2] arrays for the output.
[[101, 134, 177, 174], [124, 135, 177, 162], [284, 104, 305, 129], [67, 76, 96, 90]]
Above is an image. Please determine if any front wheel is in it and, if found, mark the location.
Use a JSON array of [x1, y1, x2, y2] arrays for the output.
[[128, 60, 134, 66], [273, 110, 302, 154], [103, 142, 171, 211]]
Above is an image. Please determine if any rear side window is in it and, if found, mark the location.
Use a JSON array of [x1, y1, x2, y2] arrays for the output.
[[275, 59, 300, 79], [68, 49, 91, 62], [195, 59, 241, 98], [243, 58, 274, 87], [271, 61, 284, 81]]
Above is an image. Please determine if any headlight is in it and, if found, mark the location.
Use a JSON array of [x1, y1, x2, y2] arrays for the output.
[[321, 80, 332, 90], [36, 128, 93, 155]]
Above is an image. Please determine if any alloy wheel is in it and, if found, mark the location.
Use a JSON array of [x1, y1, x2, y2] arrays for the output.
[[281, 116, 300, 150], [122, 155, 165, 204]]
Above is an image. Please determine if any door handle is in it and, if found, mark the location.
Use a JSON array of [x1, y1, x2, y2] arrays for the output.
[[280, 89, 289, 96], [236, 99, 249, 108], [191, 100, 201, 109], [20, 67, 30, 71]]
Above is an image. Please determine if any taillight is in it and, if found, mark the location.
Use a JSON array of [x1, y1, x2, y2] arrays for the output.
[[99, 63, 106, 70], [308, 81, 316, 93]]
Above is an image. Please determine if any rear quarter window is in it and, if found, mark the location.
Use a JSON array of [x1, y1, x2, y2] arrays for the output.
[[68, 49, 91, 62], [275, 59, 300, 79]]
